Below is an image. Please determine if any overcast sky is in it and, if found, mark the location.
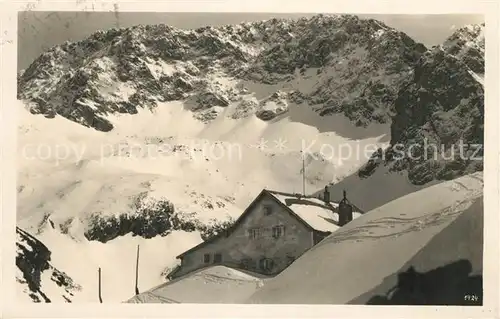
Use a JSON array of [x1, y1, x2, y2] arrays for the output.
[[18, 12, 484, 71]]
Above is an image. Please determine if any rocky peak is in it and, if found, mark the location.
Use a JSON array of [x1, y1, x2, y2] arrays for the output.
[[18, 14, 430, 131], [358, 40, 483, 185], [443, 23, 485, 74]]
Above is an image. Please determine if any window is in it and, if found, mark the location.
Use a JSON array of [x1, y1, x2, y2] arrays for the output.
[[259, 258, 274, 272], [248, 228, 262, 239], [203, 253, 210, 263], [272, 225, 285, 238], [214, 253, 222, 263], [263, 205, 273, 215], [263, 259, 273, 270]]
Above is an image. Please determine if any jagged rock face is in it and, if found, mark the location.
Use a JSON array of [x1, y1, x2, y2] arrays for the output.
[[443, 24, 485, 74], [84, 196, 177, 242], [18, 25, 253, 131], [16, 227, 81, 302], [244, 15, 427, 126], [18, 14, 427, 131], [358, 34, 484, 185]]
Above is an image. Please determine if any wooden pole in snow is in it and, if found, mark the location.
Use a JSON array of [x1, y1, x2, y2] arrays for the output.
[[98, 267, 102, 303], [302, 153, 306, 196], [135, 245, 140, 295]]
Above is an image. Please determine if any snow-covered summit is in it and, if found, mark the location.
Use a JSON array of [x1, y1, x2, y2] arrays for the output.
[[18, 14, 427, 131]]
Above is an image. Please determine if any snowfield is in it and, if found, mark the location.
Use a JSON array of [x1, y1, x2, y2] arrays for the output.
[[16, 91, 388, 302], [246, 172, 483, 304]]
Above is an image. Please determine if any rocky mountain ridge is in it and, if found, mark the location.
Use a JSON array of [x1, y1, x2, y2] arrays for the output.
[[18, 14, 427, 130], [357, 24, 484, 185], [321, 23, 484, 210]]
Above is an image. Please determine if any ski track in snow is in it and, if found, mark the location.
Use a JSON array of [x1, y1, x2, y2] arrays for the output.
[[326, 196, 478, 244]]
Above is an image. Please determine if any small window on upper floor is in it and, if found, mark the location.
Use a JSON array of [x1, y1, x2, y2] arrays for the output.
[[203, 253, 210, 263], [263, 205, 273, 215], [248, 228, 262, 239], [272, 225, 285, 238]]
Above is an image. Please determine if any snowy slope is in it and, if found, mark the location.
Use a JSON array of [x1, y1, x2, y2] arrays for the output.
[[16, 86, 387, 302], [246, 172, 483, 304], [352, 196, 483, 305], [126, 265, 269, 303]]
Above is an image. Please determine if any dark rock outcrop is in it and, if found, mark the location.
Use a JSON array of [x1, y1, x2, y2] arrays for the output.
[[356, 23, 484, 185], [16, 227, 81, 302], [83, 194, 235, 243]]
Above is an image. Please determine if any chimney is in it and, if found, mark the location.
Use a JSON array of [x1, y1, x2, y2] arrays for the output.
[[338, 190, 353, 226], [323, 186, 330, 203]]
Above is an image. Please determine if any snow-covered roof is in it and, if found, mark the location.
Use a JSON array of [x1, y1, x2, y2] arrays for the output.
[[267, 190, 362, 232], [176, 189, 363, 258], [125, 265, 267, 303]]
